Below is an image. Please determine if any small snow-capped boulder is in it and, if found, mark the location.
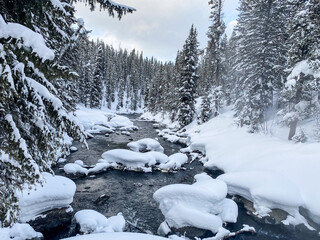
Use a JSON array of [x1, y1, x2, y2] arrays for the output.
[[64, 163, 88, 176], [74, 210, 125, 234], [153, 173, 238, 235], [70, 146, 78, 152], [127, 138, 164, 153]]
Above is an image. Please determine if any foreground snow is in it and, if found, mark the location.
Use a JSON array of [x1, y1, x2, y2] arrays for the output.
[[75, 210, 125, 234], [183, 108, 320, 227], [17, 173, 76, 222], [62, 232, 169, 240], [0, 223, 42, 240], [153, 173, 238, 237]]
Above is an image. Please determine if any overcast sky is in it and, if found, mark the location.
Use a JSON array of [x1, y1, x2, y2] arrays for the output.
[[74, 0, 239, 62]]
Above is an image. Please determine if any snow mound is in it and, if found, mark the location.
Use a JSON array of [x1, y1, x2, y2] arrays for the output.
[[64, 163, 88, 175], [0, 223, 43, 240], [75, 210, 125, 234], [127, 138, 164, 152], [153, 173, 238, 235], [75, 106, 136, 135], [101, 149, 168, 172], [17, 173, 76, 222], [159, 153, 188, 170], [99, 150, 188, 172], [62, 232, 168, 240]]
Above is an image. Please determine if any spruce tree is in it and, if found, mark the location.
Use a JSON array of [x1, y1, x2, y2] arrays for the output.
[[178, 25, 199, 128], [278, 0, 320, 140], [234, 0, 289, 132]]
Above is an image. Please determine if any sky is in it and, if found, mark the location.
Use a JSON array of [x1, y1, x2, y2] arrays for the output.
[[74, 0, 239, 62]]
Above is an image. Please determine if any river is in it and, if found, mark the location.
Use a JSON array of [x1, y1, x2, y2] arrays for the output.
[[45, 115, 317, 240]]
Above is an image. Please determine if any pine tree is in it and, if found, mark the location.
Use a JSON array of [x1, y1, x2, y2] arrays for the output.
[[199, 0, 226, 122], [234, 0, 289, 132], [278, 0, 320, 140], [178, 25, 199, 128]]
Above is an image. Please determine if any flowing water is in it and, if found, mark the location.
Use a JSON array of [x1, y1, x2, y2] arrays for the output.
[[45, 115, 318, 240]]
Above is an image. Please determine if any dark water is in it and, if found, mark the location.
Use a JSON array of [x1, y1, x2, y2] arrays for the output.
[[45, 115, 318, 240]]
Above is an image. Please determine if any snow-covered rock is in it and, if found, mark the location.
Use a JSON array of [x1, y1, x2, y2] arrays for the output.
[[64, 163, 88, 176], [110, 116, 134, 128], [100, 149, 169, 172], [127, 138, 164, 152], [159, 153, 188, 170], [17, 173, 76, 222], [153, 173, 238, 235], [62, 232, 168, 240], [74, 210, 125, 234], [70, 146, 78, 152], [0, 223, 43, 240]]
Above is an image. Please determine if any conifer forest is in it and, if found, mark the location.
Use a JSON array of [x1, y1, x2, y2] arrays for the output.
[[0, 0, 319, 240]]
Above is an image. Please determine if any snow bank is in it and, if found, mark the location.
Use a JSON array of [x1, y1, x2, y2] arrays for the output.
[[0, 223, 42, 240], [127, 138, 164, 152], [186, 108, 320, 226], [62, 232, 168, 240], [17, 173, 76, 222], [64, 162, 88, 175], [75, 210, 125, 234], [100, 149, 188, 172], [153, 173, 238, 235], [0, 15, 54, 60]]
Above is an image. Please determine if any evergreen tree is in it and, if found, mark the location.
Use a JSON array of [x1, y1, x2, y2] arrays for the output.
[[278, 0, 320, 140], [234, 0, 289, 132], [178, 25, 199, 128]]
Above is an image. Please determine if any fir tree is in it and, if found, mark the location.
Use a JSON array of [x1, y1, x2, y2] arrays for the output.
[[178, 25, 199, 128], [278, 0, 320, 140]]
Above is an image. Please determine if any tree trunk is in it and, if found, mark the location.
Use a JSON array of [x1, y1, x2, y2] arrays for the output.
[[288, 119, 298, 140]]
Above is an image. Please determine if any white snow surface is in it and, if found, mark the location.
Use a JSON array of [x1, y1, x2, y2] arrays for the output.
[[184, 108, 320, 225], [75, 210, 125, 234], [62, 232, 168, 240], [75, 106, 136, 134], [100, 149, 188, 172], [0, 223, 42, 240], [17, 173, 76, 222], [0, 15, 54, 60], [127, 138, 164, 152], [153, 173, 238, 234]]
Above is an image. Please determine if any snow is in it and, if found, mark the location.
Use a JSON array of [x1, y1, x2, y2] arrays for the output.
[[99, 149, 188, 172], [75, 106, 136, 134], [0, 15, 54, 60], [153, 173, 238, 235], [75, 210, 125, 234], [0, 223, 42, 240], [184, 107, 320, 226], [62, 232, 168, 240], [159, 153, 188, 170], [101, 149, 168, 172], [287, 60, 319, 80], [127, 138, 164, 152], [64, 163, 88, 175], [17, 173, 76, 222], [70, 146, 78, 152]]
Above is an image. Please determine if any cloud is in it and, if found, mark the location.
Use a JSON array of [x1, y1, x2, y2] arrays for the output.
[[74, 0, 239, 61]]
